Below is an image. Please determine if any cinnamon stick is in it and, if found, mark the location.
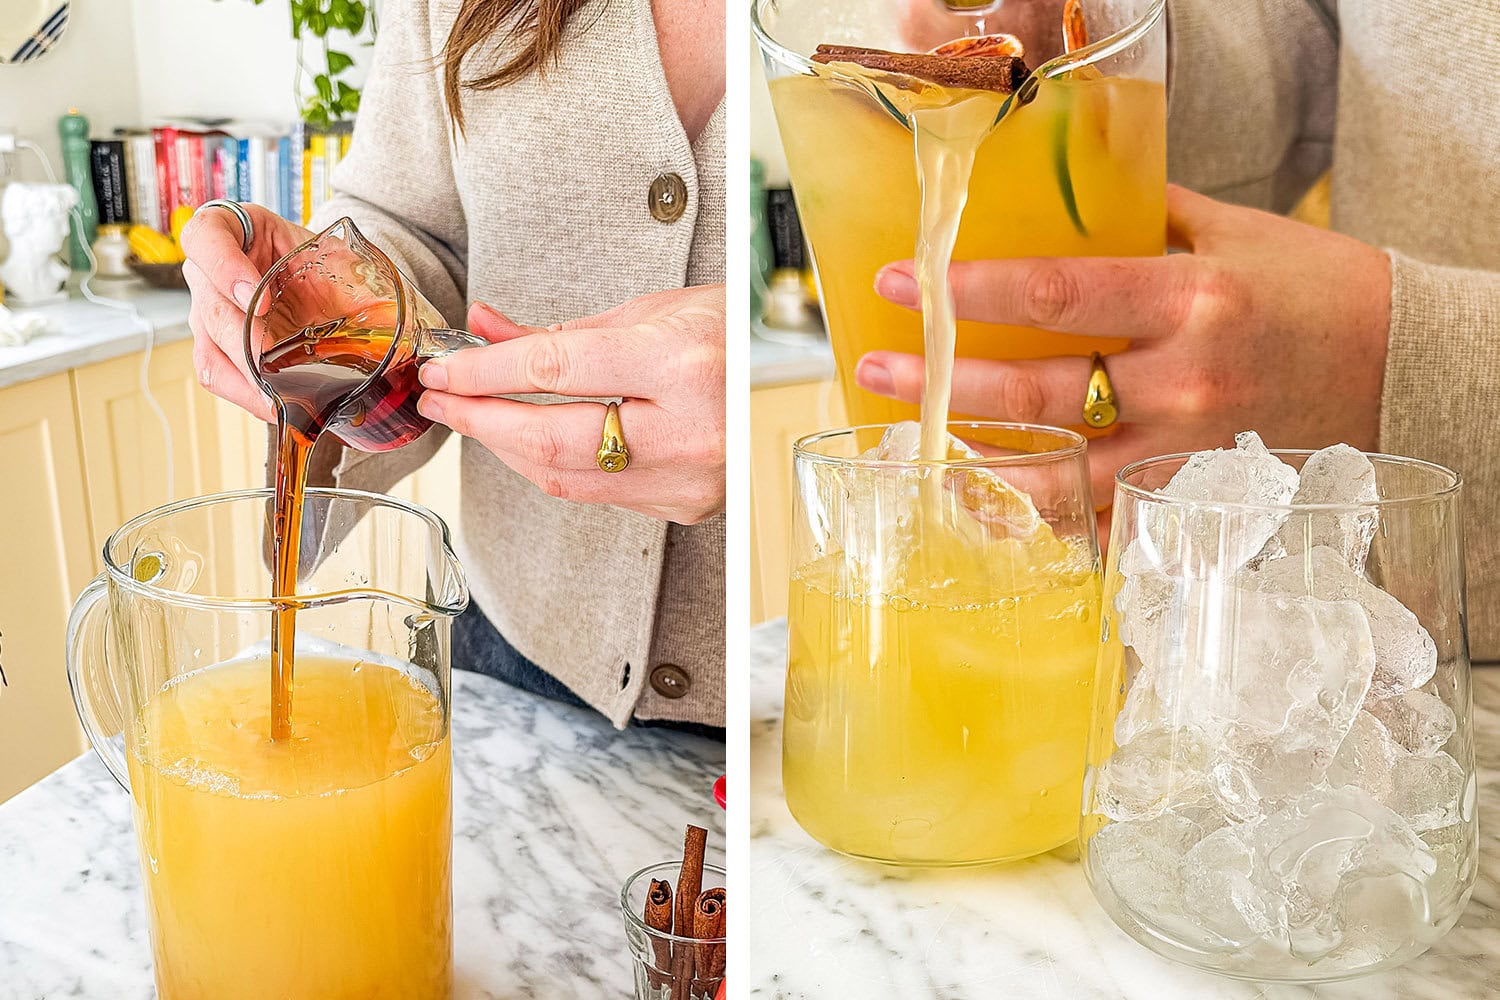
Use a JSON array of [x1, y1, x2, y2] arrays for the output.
[[812, 43, 1028, 93], [643, 877, 674, 990], [1063, 0, 1090, 52], [672, 825, 709, 997], [690, 887, 727, 996]]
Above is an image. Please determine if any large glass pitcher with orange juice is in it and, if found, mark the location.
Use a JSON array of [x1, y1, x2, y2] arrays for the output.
[[754, 0, 1166, 425], [65, 487, 468, 1000]]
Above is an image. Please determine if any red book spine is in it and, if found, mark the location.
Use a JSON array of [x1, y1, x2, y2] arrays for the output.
[[186, 134, 206, 207], [210, 144, 226, 200], [152, 126, 178, 232]]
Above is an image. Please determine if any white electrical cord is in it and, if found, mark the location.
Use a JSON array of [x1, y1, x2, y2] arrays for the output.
[[17, 139, 176, 496]]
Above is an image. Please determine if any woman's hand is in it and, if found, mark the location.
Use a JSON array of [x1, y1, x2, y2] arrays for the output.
[[855, 184, 1393, 504], [416, 285, 727, 525], [179, 205, 315, 422]]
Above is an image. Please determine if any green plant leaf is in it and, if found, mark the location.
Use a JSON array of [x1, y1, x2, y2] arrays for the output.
[[314, 73, 334, 103], [308, 10, 327, 34], [337, 81, 361, 113], [1052, 102, 1087, 236], [345, 0, 367, 33], [325, 49, 353, 74]]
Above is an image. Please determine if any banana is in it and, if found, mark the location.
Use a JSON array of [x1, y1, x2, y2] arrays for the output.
[[170, 205, 195, 248], [129, 224, 184, 265]]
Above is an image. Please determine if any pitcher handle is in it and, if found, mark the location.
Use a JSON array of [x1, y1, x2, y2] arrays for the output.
[[65, 573, 130, 791]]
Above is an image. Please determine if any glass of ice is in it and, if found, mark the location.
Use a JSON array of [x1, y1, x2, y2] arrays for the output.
[[785, 421, 1101, 865], [1082, 433, 1477, 981]]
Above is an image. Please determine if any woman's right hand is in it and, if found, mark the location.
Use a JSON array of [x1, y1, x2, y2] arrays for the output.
[[179, 204, 314, 422]]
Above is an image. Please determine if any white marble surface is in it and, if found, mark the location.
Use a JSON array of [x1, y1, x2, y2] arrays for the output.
[[0, 669, 726, 998], [749, 328, 835, 389], [0, 281, 192, 389], [750, 619, 1500, 999]]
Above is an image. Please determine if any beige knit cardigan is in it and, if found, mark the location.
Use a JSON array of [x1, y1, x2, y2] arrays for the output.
[[303, 0, 726, 727], [1169, 0, 1500, 661]]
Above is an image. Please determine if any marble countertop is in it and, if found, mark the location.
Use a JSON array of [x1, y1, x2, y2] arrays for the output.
[[0, 669, 726, 998], [749, 619, 1500, 1000], [0, 282, 192, 389]]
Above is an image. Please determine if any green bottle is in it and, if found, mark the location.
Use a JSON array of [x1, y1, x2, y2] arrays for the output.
[[58, 108, 98, 271]]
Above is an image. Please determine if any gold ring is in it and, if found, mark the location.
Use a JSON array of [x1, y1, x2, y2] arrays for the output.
[[596, 401, 630, 473], [1083, 352, 1119, 429]]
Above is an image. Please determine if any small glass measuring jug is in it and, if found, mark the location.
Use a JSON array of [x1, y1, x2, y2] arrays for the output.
[[66, 487, 469, 1000], [243, 217, 485, 453]]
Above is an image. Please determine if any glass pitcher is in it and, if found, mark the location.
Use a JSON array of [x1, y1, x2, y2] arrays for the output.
[[1082, 450, 1477, 981], [784, 422, 1101, 865], [753, 0, 1167, 426], [66, 487, 469, 1000], [243, 216, 485, 453]]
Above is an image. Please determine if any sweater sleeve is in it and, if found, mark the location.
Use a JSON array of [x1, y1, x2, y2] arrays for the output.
[[1165, 0, 1339, 213], [1378, 253, 1500, 661], [289, 0, 465, 495]]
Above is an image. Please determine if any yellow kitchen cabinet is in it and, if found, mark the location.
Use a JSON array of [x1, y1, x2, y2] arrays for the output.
[[72, 339, 263, 543], [749, 378, 845, 623], [0, 373, 95, 802]]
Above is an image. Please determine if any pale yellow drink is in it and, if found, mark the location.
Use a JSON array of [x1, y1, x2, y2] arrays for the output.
[[783, 534, 1101, 865], [770, 70, 1166, 425], [126, 655, 452, 1000]]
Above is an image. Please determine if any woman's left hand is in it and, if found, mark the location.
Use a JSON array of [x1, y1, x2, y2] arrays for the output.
[[855, 184, 1393, 506], [416, 285, 726, 524]]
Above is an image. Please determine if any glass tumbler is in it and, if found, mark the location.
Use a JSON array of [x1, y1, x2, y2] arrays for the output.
[[621, 861, 728, 1000], [784, 422, 1101, 866], [1083, 450, 1477, 982]]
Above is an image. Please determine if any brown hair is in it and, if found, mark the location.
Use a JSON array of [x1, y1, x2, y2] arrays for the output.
[[442, 0, 596, 135]]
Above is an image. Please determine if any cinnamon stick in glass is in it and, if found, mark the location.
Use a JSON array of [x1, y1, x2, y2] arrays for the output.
[[690, 887, 727, 997], [672, 825, 709, 995], [643, 877, 674, 990]]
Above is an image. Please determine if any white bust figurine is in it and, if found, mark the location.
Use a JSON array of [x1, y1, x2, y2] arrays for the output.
[[0, 183, 78, 304]]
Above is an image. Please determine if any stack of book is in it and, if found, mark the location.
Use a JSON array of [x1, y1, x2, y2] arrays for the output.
[[88, 119, 355, 233]]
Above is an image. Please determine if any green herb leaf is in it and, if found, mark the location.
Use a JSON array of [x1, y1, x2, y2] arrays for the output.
[[314, 73, 334, 103], [337, 81, 361, 113], [1052, 102, 1088, 236], [325, 49, 354, 74]]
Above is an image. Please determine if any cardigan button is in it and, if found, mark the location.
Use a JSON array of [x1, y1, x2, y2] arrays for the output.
[[649, 663, 691, 699], [648, 173, 688, 223]]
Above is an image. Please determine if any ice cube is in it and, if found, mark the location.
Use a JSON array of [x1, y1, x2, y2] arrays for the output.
[[866, 420, 922, 460], [1325, 871, 1429, 970], [1275, 444, 1379, 572], [1208, 723, 1336, 822], [1328, 711, 1466, 831], [1093, 726, 1212, 822], [1201, 589, 1375, 750], [1366, 688, 1457, 756], [1250, 786, 1436, 961], [1149, 431, 1299, 572], [1247, 545, 1436, 696], [1181, 827, 1280, 949], [1420, 823, 1476, 912], [1387, 751, 1467, 832], [1087, 813, 1206, 941], [1326, 711, 1400, 801]]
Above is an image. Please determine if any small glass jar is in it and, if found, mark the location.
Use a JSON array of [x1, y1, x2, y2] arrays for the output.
[[91, 223, 132, 279], [621, 861, 726, 1000], [1082, 447, 1477, 982]]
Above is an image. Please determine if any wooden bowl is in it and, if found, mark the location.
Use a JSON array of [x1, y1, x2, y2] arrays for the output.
[[126, 256, 188, 290]]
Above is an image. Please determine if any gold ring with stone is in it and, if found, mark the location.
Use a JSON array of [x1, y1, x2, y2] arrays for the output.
[[1083, 351, 1119, 429], [596, 401, 630, 473]]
